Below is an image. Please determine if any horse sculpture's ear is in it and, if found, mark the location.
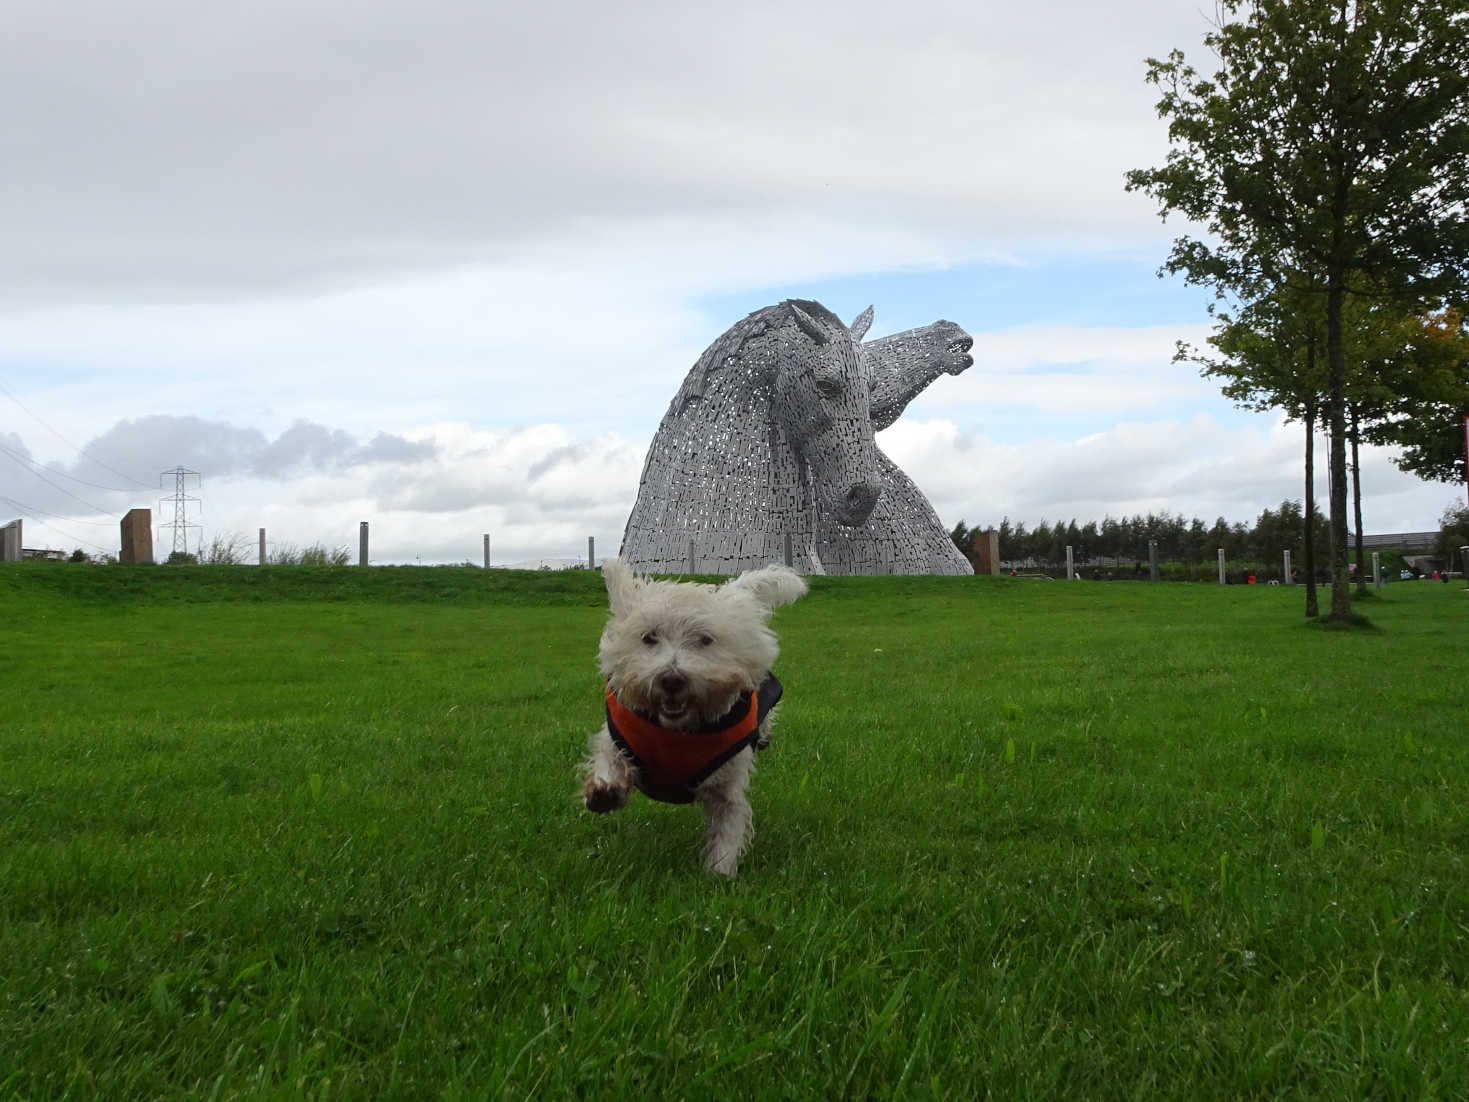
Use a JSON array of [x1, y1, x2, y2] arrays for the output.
[[602, 558, 642, 615], [849, 306, 874, 342], [789, 304, 829, 346]]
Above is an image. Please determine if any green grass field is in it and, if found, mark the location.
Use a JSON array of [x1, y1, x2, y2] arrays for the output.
[[2, 564, 1466, 1099]]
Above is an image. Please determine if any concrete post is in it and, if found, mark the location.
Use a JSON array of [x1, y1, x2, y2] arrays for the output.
[[1460, 546, 1468, 585], [359, 522, 368, 567], [484, 533, 490, 569], [1217, 548, 1226, 585], [259, 528, 267, 566], [688, 538, 696, 575], [783, 531, 793, 569], [1372, 551, 1381, 588], [0, 518, 20, 562], [1065, 545, 1074, 580], [1283, 549, 1292, 585], [588, 536, 595, 570], [1148, 539, 1159, 583]]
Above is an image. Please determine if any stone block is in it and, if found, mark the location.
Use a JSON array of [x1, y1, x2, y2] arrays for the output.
[[120, 509, 153, 564], [971, 529, 1001, 575]]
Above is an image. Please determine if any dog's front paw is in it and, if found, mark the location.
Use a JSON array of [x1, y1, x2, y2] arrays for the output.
[[583, 779, 629, 814], [704, 854, 739, 878]]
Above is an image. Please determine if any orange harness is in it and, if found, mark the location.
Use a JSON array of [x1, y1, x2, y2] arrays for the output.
[[605, 674, 783, 804]]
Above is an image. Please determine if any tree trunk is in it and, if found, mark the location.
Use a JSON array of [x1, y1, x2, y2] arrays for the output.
[[1322, 1, 1355, 623], [1303, 347, 1320, 618], [1325, 277, 1352, 621], [1351, 403, 1367, 595]]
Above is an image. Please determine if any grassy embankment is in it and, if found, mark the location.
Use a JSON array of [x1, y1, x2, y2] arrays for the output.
[[2, 563, 1466, 1098]]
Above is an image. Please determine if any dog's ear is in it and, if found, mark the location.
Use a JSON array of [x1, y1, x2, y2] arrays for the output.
[[602, 558, 642, 615], [723, 563, 808, 611]]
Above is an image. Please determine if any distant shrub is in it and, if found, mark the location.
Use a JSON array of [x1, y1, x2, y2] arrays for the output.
[[201, 532, 249, 565], [269, 542, 351, 567], [300, 544, 351, 567]]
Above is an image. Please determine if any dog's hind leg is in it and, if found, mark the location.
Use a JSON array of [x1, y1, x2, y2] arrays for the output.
[[699, 751, 755, 877], [582, 726, 631, 813]]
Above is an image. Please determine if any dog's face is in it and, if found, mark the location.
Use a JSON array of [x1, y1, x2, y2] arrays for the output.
[[598, 559, 807, 729]]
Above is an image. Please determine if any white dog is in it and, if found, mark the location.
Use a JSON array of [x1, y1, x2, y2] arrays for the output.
[[581, 558, 807, 876]]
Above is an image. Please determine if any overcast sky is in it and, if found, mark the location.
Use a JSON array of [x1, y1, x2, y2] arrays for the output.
[[1, 0, 1459, 565]]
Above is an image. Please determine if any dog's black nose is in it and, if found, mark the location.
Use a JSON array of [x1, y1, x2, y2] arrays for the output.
[[656, 671, 688, 698]]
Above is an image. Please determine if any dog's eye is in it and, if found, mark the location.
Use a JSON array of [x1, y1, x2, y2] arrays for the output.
[[695, 633, 714, 647], [641, 631, 658, 646]]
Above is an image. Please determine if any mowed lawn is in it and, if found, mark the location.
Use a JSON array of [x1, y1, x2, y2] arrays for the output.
[[2, 564, 1466, 1099]]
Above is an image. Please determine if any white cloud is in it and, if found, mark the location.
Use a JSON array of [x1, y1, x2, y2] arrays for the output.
[[909, 322, 1219, 419], [880, 415, 1458, 536], [11, 407, 1453, 566], [0, 0, 1204, 305], [2, 418, 648, 564], [212, 423, 646, 565]]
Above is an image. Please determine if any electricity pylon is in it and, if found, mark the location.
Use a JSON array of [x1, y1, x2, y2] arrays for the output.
[[159, 467, 201, 558]]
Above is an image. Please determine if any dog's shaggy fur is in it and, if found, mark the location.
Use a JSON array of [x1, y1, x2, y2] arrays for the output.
[[581, 558, 807, 876]]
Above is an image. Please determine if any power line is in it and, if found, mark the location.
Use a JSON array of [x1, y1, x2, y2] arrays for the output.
[[0, 494, 116, 526], [0, 437, 137, 494], [0, 374, 153, 489], [0, 441, 117, 514]]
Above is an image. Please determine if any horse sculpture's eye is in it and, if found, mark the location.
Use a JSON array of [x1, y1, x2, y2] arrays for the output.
[[815, 377, 844, 400], [641, 631, 658, 646]]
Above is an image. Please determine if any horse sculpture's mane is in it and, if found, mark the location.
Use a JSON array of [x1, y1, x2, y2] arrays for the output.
[[673, 299, 846, 414]]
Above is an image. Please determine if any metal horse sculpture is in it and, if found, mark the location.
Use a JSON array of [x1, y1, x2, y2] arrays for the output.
[[620, 299, 974, 575]]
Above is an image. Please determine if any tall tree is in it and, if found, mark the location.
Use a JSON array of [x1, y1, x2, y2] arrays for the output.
[[949, 520, 971, 557], [1126, 0, 1469, 622], [1180, 280, 1328, 614]]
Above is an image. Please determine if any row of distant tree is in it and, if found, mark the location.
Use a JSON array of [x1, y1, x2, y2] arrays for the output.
[[950, 501, 1469, 572], [950, 504, 1325, 570]]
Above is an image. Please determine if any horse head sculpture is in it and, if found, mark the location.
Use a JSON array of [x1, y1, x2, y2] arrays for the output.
[[621, 299, 974, 576]]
